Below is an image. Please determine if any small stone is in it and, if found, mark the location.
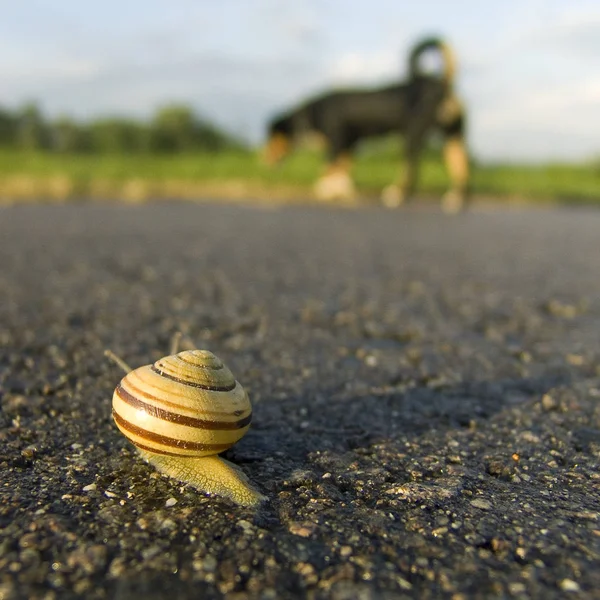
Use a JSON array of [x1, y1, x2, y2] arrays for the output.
[[545, 300, 578, 319], [141, 545, 162, 561], [104, 490, 117, 498], [66, 545, 108, 575], [397, 577, 412, 590], [21, 446, 36, 459], [470, 498, 492, 510], [165, 497, 177, 508], [490, 538, 509, 553], [202, 555, 218, 572], [160, 518, 177, 531], [82, 483, 97, 492], [541, 394, 557, 411], [237, 519, 254, 534], [97, 505, 122, 522], [296, 562, 318, 585], [560, 579, 580, 592], [520, 431, 540, 443], [364, 355, 377, 367], [566, 354, 584, 366], [289, 521, 317, 538], [288, 469, 317, 485], [108, 557, 127, 578], [73, 580, 92, 595], [0, 583, 15, 600], [518, 351, 532, 363], [18, 533, 39, 549]]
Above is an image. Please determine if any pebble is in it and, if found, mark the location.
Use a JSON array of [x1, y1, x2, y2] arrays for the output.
[[296, 562, 318, 585], [288, 522, 317, 538], [21, 446, 36, 460], [66, 545, 108, 575], [160, 518, 177, 531], [364, 355, 378, 367], [508, 582, 526, 594], [141, 545, 162, 561], [237, 519, 254, 534], [560, 579, 580, 592], [82, 483, 97, 492], [201, 555, 218, 572], [165, 497, 177, 508], [470, 499, 492, 510], [541, 394, 557, 411]]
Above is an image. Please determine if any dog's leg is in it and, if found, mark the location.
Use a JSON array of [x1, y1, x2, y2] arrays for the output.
[[441, 136, 469, 214], [382, 130, 424, 208], [262, 132, 290, 165], [314, 151, 356, 202], [381, 158, 417, 207]]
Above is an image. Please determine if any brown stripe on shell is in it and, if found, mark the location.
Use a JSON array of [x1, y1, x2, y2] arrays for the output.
[[176, 354, 224, 369], [150, 365, 237, 391], [127, 370, 245, 416], [115, 383, 252, 430], [112, 410, 233, 452], [131, 440, 221, 457]]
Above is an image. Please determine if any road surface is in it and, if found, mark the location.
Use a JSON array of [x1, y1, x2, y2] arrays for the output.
[[1, 201, 599, 598]]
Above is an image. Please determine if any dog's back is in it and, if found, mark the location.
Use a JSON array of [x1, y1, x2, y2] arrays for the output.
[[269, 37, 454, 143], [306, 86, 405, 136], [265, 37, 469, 209]]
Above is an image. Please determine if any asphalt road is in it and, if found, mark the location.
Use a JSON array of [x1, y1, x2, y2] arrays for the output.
[[1, 201, 600, 599]]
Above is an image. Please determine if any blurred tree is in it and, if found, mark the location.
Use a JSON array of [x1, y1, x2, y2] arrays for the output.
[[151, 105, 196, 152], [0, 102, 245, 154], [151, 104, 245, 153], [0, 107, 17, 146], [193, 114, 244, 152], [52, 116, 90, 153], [17, 103, 50, 150], [87, 118, 143, 153]]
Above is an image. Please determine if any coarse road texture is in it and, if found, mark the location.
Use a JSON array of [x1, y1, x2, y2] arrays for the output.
[[1, 202, 600, 599]]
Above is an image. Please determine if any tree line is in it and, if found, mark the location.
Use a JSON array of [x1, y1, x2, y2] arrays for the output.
[[0, 103, 246, 153]]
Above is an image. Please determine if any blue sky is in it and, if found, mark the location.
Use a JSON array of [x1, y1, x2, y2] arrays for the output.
[[1, 0, 599, 161]]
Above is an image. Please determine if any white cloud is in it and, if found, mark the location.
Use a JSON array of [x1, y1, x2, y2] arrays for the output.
[[478, 78, 600, 130], [0, 58, 101, 81], [524, 10, 600, 61], [327, 51, 398, 85]]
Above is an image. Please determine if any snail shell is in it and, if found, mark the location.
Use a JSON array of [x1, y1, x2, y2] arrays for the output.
[[111, 349, 264, 506]]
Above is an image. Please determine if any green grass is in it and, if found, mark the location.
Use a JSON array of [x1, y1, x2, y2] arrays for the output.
[[0, 147, 598, 204], [469, 163, 600, 201]]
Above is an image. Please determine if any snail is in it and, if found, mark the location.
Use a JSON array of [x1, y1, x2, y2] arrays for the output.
[[106, 339, 264, 507]]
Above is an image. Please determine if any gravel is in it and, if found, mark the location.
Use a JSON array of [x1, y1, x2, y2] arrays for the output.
[[1, 201, 599, 599]]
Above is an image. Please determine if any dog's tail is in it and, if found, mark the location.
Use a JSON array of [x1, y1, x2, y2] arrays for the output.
[[408, 37, 456, 86]]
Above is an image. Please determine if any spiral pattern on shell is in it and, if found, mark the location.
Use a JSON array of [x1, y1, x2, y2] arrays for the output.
[[112, 350, 252, 457]]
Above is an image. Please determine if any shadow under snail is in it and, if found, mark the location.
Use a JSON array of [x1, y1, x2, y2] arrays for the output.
[[106, 337, 264, 507]]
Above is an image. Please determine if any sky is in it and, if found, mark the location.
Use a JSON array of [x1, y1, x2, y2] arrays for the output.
[[1, 0, 599, 162]]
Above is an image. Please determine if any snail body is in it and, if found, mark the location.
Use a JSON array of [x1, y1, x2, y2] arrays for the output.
[[110, 348, 264, 506]]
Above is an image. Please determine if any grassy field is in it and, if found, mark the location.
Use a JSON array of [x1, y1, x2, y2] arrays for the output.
[[0, 146, 598, 205]]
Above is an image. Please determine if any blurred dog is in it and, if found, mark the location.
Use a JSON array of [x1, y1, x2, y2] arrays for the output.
[[264, 38, 469, 212]]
